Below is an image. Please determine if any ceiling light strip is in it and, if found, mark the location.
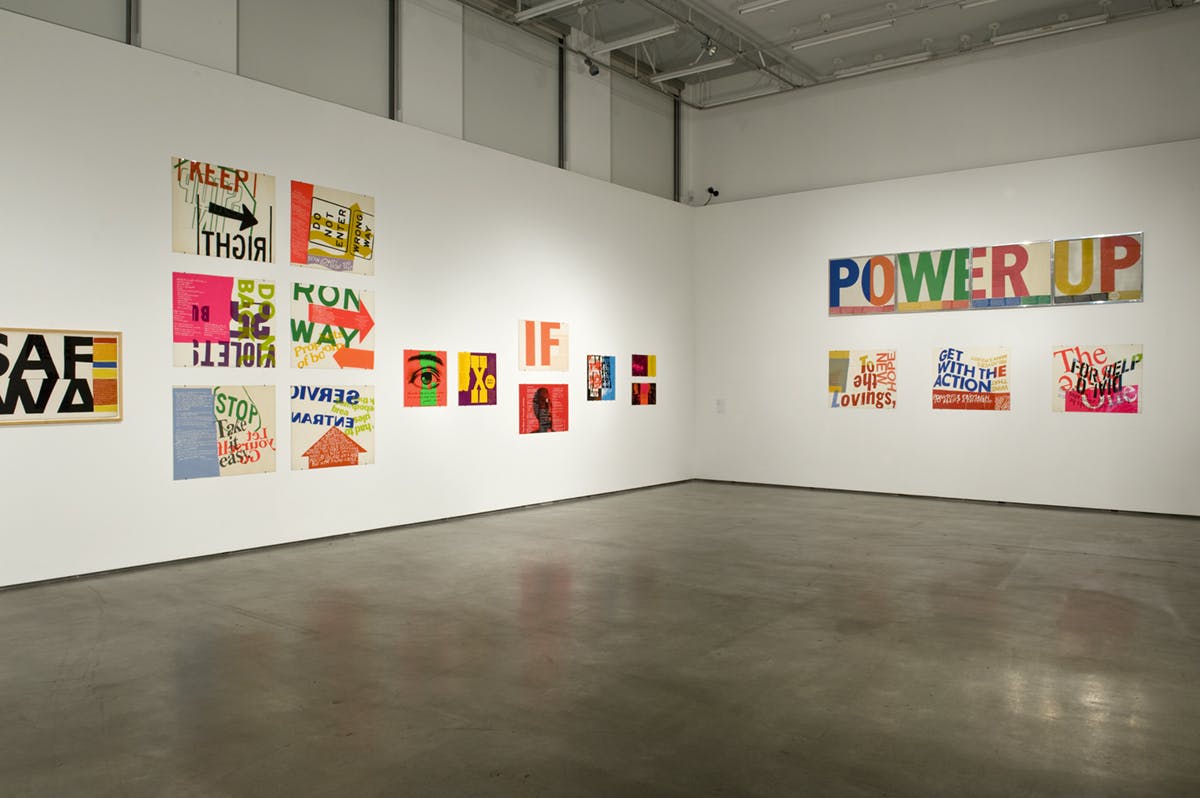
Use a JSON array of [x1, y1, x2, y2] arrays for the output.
[[833, 50, 932, 78], [959, 0, 1000, 9], [513, 0, 585, 23], [737, 0, 792, 15], [790, 19, 896, 51], [649, 57, 737, 83], [701, 86, 782, 108], [990, 14, 1108, 45], [591, 24, 680, 55]]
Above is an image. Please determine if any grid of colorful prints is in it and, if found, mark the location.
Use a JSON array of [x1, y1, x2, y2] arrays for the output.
[[172, 158, 274, 263], [172, 273, 276, 368], [519, 384, 568, 433], [932, 347, 1010, 411], [290, 181, 375, 275], [290, 283, 375, 370], [828, 350, 897, 409], [631, 353, 656, 406], [518, 320, 569, 371], [0, 329, 122, 424], [632, 383, 656, 405], [829, 233, 1142, 315], [1052, 345, 1142, 414], [586, 355, 615, 401], [404, 350, 448, 407], [172, 385, 276, 479], [291, 385, 374, 469], [458, 352, 498, 406]]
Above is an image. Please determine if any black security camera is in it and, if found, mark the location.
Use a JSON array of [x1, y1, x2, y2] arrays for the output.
[[707, 186, 719, 197], [584, 57, 599, 77]]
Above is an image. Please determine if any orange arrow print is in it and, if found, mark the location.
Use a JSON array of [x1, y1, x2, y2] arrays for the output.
[[333, 347, 374, 369], [309, 303, 375, 369], [308, 302, 375, 337]]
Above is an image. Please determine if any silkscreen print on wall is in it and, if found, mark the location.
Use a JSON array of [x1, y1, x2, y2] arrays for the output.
[[0, 329, 121, 424], [1052, 234, 1143, 304], [828, 255, 898, 315], [586, 355, 615, 401], [519, 384, 568, 433], [632, 383, 657, 405], [830, 234, 1141, 314], [933, 347, 1010, 410], [518, 320, 569, 371], [828, 350, 896, 409], [172, 385, 276, 479], [458, 352, 497, 406], [404, 350, 447, 407], [290, 181, 375, 275], [1052, 345, 1142, 413], [290, 283, 374, 369], [172, 157, 274, 262], [895, 249, 972, 312], [632, 354, 657, 377], [291, 385, 374, 469], [173, 273, 276, 368]]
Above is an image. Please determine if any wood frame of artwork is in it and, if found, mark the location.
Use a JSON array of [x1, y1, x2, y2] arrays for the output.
[[0, 327, 123, 425]]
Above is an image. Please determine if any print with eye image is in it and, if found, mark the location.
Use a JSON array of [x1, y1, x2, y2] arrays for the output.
[[404, 349, 448, 407]]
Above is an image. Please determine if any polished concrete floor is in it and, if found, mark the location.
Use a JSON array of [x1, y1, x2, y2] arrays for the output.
[[2, 481, 1199, 797]]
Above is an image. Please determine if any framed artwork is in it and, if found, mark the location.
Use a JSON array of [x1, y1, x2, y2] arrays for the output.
[[1052, 234, 1143, 304], [1, 328, 121, 424]]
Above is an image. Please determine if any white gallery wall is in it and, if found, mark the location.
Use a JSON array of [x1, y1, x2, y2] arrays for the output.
[[0, 12, 694, 587], [691, 137, 1200, 515], [686, 8, 1200, 203]]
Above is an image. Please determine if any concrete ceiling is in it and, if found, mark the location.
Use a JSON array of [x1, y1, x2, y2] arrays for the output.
[[497, 0, 1195, 107]]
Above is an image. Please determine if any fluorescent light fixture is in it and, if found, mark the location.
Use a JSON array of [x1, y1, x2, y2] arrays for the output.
[[514, 0, 585, 23], [701, 86, 782, 108], [959, 0, 999, 8], [790, 19, 894, 51], [737, 0, 792, 14], [990, 13, 1108, 45], [649, 57, 737, 83], [833, 50, 932, 78], [591, 24, 679, 55]]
